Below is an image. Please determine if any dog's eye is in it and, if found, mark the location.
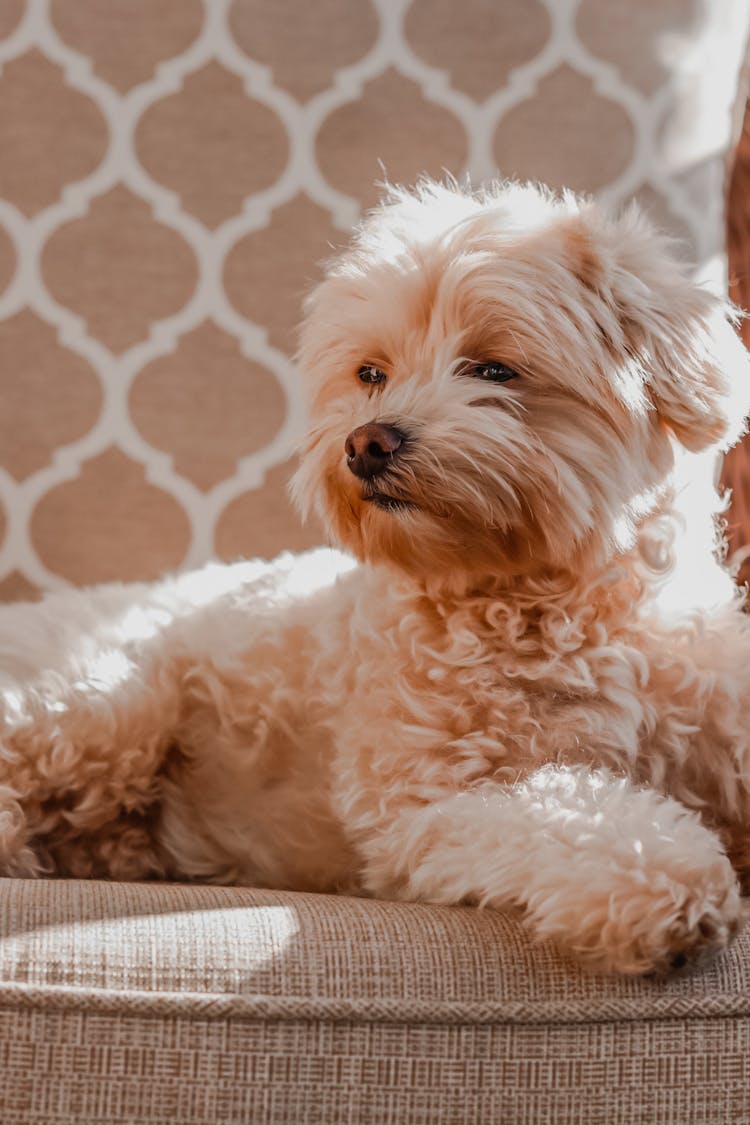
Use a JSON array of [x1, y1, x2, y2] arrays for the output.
[[470, 361, 519, 383], [357, 364, 387, 386]]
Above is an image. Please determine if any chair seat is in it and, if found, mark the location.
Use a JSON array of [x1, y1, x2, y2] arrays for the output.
[[1, 878, 749, 1124]]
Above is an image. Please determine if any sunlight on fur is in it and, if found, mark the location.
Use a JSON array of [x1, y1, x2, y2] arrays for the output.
[[1, 178, 750, 975], [79, 649, 134, 692]]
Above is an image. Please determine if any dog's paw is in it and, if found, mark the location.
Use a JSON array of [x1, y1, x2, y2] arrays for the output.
[[644, 879, 745, 976], [576, 858, 744, 976], [516, 770, 746, 976]]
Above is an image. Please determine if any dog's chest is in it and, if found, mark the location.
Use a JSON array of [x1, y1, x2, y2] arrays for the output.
[[335, 594, 655, 785]]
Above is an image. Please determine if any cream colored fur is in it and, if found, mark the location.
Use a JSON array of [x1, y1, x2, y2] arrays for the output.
[[3, 180, 750, 975]]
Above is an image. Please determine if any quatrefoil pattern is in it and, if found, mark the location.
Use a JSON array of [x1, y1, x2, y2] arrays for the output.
[[0, 0, 748, 597]]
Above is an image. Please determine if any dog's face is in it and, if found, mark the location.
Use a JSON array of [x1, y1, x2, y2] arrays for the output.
[[292, 182, 749, 585]]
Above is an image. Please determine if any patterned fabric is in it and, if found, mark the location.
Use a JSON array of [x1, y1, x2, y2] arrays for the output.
[[1, 878, 749, 1124], [0, 1, 748, 597]]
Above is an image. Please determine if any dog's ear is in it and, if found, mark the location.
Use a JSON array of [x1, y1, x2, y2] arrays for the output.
[[565, 205, 750, 453]]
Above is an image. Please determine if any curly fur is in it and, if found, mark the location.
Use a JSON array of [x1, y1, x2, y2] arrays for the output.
[[2, 179, 750, 975]]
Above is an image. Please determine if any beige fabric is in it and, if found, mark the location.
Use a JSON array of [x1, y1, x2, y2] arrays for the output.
[[0, 2, 749, 594], [0, 878, 749, 1124], [4, 1010, 749, 1125]]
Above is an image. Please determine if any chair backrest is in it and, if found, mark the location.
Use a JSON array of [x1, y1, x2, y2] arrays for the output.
[[0, 0, 748, 599]]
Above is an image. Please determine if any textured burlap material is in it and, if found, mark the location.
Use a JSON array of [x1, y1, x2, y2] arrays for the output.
[[1, 878, 749, 1124]]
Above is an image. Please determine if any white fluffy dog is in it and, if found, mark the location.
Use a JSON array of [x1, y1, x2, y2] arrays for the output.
[[3, 180, 750, 975]]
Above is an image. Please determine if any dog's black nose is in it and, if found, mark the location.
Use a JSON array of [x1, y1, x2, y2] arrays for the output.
[[345, 423, 404, 479]]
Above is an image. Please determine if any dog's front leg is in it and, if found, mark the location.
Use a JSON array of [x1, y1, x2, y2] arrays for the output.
[[359, 765, 743, 974]]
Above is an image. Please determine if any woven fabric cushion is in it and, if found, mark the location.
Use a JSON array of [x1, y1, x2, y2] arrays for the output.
[[1, 878, 749, 1124]]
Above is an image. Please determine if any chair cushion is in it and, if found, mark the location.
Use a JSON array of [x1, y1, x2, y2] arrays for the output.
[[1, 878, 749, 1124]]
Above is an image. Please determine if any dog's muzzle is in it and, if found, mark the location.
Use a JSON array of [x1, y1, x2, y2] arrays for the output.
[[345, 422, 404, 480]]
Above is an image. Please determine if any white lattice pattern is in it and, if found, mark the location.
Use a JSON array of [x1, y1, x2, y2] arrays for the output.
[[0, 0, 747, 593]]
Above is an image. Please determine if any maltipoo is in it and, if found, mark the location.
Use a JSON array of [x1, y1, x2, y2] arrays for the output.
[[2, 180, 750, 975]]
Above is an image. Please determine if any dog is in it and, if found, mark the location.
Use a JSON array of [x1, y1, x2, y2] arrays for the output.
[[2, 179, 750, 975]]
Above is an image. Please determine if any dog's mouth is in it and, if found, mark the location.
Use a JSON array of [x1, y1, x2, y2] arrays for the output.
[[363, 491, 418, 514]]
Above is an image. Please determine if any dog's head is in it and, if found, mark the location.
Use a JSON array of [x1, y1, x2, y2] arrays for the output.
[[292, 180, 750, 585]]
